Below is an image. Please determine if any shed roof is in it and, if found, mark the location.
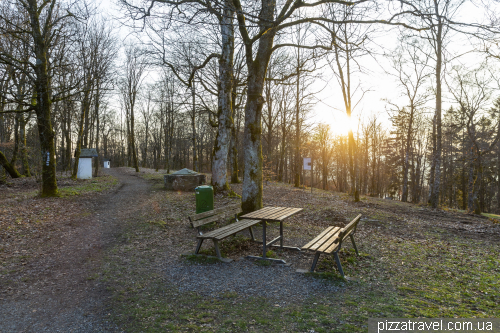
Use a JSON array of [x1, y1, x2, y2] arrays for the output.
[[77, 148, 98, 158], [171, 168, 198, 175]]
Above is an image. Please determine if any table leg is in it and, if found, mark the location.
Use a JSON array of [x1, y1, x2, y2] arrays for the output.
[[262, 220, 267, 258], [250, 220, 301, 252], [246, 220, 286, 264]]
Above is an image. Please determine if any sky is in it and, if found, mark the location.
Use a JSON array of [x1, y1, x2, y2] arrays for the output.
[[100, 0, 498, 137]]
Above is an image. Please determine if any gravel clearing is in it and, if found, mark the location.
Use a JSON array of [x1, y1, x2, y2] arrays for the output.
[[163, 258, 341, 302]]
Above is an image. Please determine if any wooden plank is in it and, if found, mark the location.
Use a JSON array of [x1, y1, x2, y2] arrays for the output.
[[263, 207, 293, 220], [241, 207, 274, 219], [323, 241, 341, 254], [258, 207, 289, 220], [311, 227, 341, 252], [240, 206, 275, 219], [323, 215, 361, 253], [198, 219, 261, 240], [302, 226, 336, 250], [192, 214, 222, 228], [273, 207, 303, 221], [343, 214, 362, 233], [317, 232, 341, 252], [302, 227, 340, 251], [206, 220, 255, 238], [191, 208, 240, 228], [212, 219, 261, 240]]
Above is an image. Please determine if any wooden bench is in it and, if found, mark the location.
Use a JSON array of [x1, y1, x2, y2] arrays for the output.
[[302, 214, 362, 277], [188, 204, 261, 260]]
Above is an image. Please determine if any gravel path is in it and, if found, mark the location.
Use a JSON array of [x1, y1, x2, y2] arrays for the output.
[[0, 168, 149, 333]]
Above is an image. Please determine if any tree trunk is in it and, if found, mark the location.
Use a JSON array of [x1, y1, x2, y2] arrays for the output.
[[230, 92, 240, 183], [212, 2, 234, 193], [191, 84, 198, 172], [94, 87, 100, 178], [11, 114, 19, 167], [429, 13, 443, 208], [294, 49, 301, 188], [241, 54, 274, 211], [322, 148, 328, 190], [19, 113, 30, 176], [130, 101, 139, 172], [497, 145, 500, 212], [401, 104, 415, 202], [28, 3, 58, 196], [467, 155, 480, 214], [0, 150, 21, 178]]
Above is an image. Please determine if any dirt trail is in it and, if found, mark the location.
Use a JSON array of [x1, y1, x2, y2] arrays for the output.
[[0, 168, 150, 333]]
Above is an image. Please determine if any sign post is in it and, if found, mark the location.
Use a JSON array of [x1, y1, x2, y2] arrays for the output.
[[303, 157, 312, 193]]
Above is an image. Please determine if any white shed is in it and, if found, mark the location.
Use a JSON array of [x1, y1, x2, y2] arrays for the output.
[[77, 148, 98, 179], [103, 159, 110, 169]]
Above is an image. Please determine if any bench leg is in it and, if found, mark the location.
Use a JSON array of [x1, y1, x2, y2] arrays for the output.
[[333, 252, 345, 277], [195, 239, 204, 254], [279, 221, 283, 247], [213, 240, 222, 259], [248, 227, 255, 241], [310, 252, 321, 272], [350, 234, 359, 256]]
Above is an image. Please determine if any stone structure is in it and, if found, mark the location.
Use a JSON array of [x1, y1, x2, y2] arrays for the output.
[[164, 168, 206, 191]]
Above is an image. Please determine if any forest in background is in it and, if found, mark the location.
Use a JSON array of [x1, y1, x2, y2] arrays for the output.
[[1, 0, 500, 214]]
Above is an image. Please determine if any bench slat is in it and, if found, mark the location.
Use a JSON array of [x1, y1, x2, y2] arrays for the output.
[[191, 210, 237, 228], [317, 234, 342, 252], [189, 203, 241, 221], [198, 219, 261, 240], [210, 220, 261, 240], [323, 241, 342, 254], [302, 226, 335, 250], [310, 227, 341, 252], [200, 220, 253, 239], [302, 226, 340, 251]]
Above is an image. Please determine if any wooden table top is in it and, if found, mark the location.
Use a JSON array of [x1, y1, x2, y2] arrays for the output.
[[240, 206, 303, 222]]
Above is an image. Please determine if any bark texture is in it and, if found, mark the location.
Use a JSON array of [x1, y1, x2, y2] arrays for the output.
[[239, 0, 276, 213], [211, 2, 234, 193]]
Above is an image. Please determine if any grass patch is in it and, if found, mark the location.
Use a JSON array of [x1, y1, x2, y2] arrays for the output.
[[255, 259, 273, 266], [184, 254, 221, 265], [58, 175, 118, 197]]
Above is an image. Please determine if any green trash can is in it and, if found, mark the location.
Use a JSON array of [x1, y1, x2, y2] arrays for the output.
[[195, 185, 214, 214]]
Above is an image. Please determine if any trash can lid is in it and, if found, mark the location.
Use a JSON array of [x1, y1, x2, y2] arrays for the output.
[[195, 185, 213, 190]]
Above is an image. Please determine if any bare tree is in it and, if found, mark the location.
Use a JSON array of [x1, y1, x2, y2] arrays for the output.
[[385, 38, 431, 202], [448, 65, 500, 213], [121, 46, 146, 173]]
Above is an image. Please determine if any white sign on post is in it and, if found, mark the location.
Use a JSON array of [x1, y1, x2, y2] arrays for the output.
[[303, 157, 311, 170]]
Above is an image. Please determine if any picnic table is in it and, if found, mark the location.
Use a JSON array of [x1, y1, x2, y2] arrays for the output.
[[240, 206, 303, 263]]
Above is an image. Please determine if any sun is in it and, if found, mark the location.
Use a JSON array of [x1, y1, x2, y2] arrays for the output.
[[328, 111, 358, 136]]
